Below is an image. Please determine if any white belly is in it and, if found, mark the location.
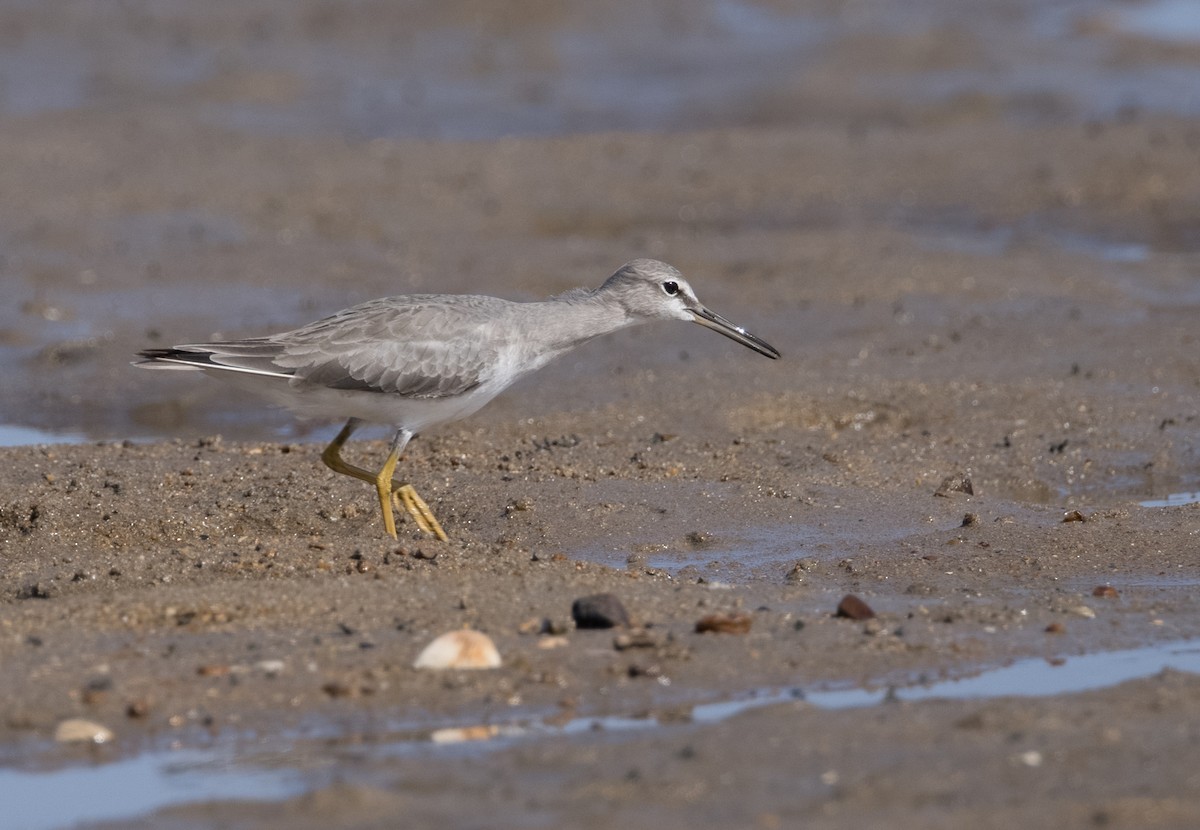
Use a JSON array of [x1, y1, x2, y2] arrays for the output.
[[206, 369, 509, 432]]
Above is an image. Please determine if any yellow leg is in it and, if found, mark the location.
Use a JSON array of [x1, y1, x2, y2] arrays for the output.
[[374, 442, 403, 539], [320, 419, 448, 541], [321, 420, 377, 485]]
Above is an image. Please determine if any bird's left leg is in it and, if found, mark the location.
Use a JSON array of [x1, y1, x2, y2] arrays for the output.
[[380, 429, 449, 542]]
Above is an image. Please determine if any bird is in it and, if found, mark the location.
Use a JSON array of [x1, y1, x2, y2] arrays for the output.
[[135, 259, 780, 540]]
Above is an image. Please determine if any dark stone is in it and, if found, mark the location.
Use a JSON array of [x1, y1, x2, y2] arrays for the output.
[[572, 593, 631, 629], [835, 594, 876, 620]]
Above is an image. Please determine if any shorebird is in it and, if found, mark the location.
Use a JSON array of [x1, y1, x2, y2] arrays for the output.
[[136, 259, 779, 540]]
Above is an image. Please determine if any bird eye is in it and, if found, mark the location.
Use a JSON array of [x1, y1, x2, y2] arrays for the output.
[[662, 280, 680, 296]]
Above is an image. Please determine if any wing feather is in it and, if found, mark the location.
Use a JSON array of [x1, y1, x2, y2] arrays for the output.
[[139, 295, 511, 398]]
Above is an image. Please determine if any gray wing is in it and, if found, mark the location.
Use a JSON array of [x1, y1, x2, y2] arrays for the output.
[[143, 295, 509, 399]]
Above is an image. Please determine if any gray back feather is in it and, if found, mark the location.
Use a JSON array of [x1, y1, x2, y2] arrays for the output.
[[186, 295, 513, 398]]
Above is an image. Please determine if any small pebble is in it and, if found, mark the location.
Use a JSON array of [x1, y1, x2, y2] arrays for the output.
[[835, 594, 876, 620], [862, 618, 885, 636], [614, 628, 666, 649], [1092, 585, 1119, 599], [571, 593, 631, 629], [431, 725, 505, 744], [517, 617, 549, 635], [694, 612, 753, 634], [54, 718, 115, 744], [627, 662, 662, 679], [1062, 510, 1086, 523], [125, 699, 151, 719], [1016, 750, 1043, 768], [1045, 622, 1065, 634], [255, 659, 286, 677], [413, 630, 502, 670], [935, 474, 974, 497], [321, 681, 357, 698]]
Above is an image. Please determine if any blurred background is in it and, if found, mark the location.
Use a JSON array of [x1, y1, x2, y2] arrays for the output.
[[0, 0, 1198, 444]]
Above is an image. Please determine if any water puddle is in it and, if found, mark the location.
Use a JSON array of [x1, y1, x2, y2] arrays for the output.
[[5, 639, 1198, 829], [3, 747, 306, 830], [0, 424, 87, 447], [1110, 0, 1200, 44], [1140, 491, 1200, 508], [900, 211, 1152, 264]]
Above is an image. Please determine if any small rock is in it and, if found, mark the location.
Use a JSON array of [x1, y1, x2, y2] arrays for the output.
[[1062, 510, 1086, 523], [544, 618, 571, 635], [786, 558, 820, 582], [537, 635, 570, 650], [517, 616, 550, 635], [1016, 750, 1043, 768], [694, 612, 753, 635], [321, 680, 358, 698], [431, 725, 504, 744], [81, 677, 113, 706], [571, 593, 631, 629], [961, 512, 979, 527], [935, 474, 974, 497], [125, 699, 151, 719], [1069, 605, 1096, 619], [835, 595, 876, 620], [54, 718, 115, 744], [413, 630, 502, 670], [255, 659, 286, 677], [518, 616, 570, 636], [1092, 585, 1119, 599], [17, 582, 53, 600], [1045, 622, 1065, 634], [627, 662, 663, 679], [614, 628, 667, 649]]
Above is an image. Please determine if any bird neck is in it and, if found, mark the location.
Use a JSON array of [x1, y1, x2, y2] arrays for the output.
[[523, 292, 633, 357]]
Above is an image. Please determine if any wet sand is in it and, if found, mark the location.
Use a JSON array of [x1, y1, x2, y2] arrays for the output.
[[2, 2, 1200, 828]]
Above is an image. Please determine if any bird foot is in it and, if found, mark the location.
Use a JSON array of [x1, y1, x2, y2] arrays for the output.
[[392, 484, 449, 542]]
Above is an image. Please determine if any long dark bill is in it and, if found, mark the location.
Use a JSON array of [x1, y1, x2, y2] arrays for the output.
[[690, 307, 781, 359]]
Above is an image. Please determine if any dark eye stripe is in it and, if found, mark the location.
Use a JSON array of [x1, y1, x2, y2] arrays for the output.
[[662, 281, 679, 296]]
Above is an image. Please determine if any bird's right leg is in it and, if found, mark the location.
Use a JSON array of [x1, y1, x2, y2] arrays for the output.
[[383, 429, 449, 542]]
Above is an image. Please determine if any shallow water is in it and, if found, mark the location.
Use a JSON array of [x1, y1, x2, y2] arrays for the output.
[[1140, 491, 1200, 508], [0, 424, 86, 447], [1112, 0, 1200, 43], [3, 747, 306, 830], [5, 638, 1198, 830]]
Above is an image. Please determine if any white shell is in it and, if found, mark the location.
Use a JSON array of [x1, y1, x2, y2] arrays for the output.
[[413, 630, 501, 670], [54, 718, 115, 744]]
